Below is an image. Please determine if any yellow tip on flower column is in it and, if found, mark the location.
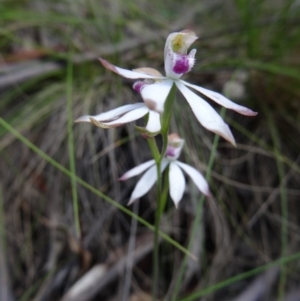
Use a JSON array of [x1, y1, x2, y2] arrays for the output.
[[172, 34, 184, 53], [169, 30, 198, 54]]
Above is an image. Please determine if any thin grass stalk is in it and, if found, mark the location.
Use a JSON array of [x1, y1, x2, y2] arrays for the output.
[[264, 105, 288, 300], [178, 252, 300, 301], [0, 185, 5, 252], [122, 200, 139, 301], [0, 185, 8, 286], [171, 108, 226, 300], [228, 119, 300, 175], [66, 50, 81, 239]]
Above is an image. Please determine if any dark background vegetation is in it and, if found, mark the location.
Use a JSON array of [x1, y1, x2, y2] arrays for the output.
[[1, 0, 300, 300]]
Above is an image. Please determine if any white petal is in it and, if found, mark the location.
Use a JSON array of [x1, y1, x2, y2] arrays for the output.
[[99, 58, 164, 79], [181, 80, 257, 116], [145, 111, 161, 133], [141, 79, 173, 113], [169, 162, 186, 207], [133, 67, 163, 77], [127, 165, 157, 205], [176, 81, 236, 145], [119, 160, 155, 180], [75, 115, 93, 123], [75, 103, 145, 123], [176, 161, 210, 196], [101, 106, 149, 127]]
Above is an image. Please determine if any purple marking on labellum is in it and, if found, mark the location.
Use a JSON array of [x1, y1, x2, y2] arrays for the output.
[[172, 55, 189, 74], [133, 81, 147, 93], [165, 146, 176, 158]]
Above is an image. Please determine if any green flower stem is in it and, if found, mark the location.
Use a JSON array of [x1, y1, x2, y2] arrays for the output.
[[160, 83, 177, 159], [150, 83, 177, 301], [147, 136, 163, 300], [147, 137, 160, 163], [159, 166, 170, 217]]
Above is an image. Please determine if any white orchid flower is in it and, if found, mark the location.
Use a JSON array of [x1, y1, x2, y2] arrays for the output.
[[75, 68, 163, 134], [120, 134, 210, 208], [96, 30, 257, 145], [75, 103, 161, 133]]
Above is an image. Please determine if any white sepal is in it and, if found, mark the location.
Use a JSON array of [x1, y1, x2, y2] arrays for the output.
[[176, 81, 236, 145], [127, 164, 158, 205], [119, 160, 155, 181], [99, 58, 164, 80], [176, 161, 210, 196], [169, 162, 186, 207], [100, 106, 149, 127], [141, 79, 173, 113], [146, 111, 161, 133], [181, 80, 257, 116], [75, 103, 145, 123]]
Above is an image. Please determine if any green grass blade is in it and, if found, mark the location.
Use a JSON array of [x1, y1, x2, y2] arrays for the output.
[[66, 49, 80, 238], [178, 252, 300, 301], [264, 105, 288, 300]]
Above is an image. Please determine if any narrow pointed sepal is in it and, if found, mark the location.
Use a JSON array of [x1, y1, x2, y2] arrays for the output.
[[127, 165, 158, 205], [75, 115, 92, 123], [133, 67, 163, 77], [89, 118, 116, 128], [176, 81, 236, 145], [181, 80, 258, 116], [119, 160, 155, 181], [176, 161, 210, 197], [99, 58, 164, 80], [75, 103, 145, 124], [169, 162, 186, 207]]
